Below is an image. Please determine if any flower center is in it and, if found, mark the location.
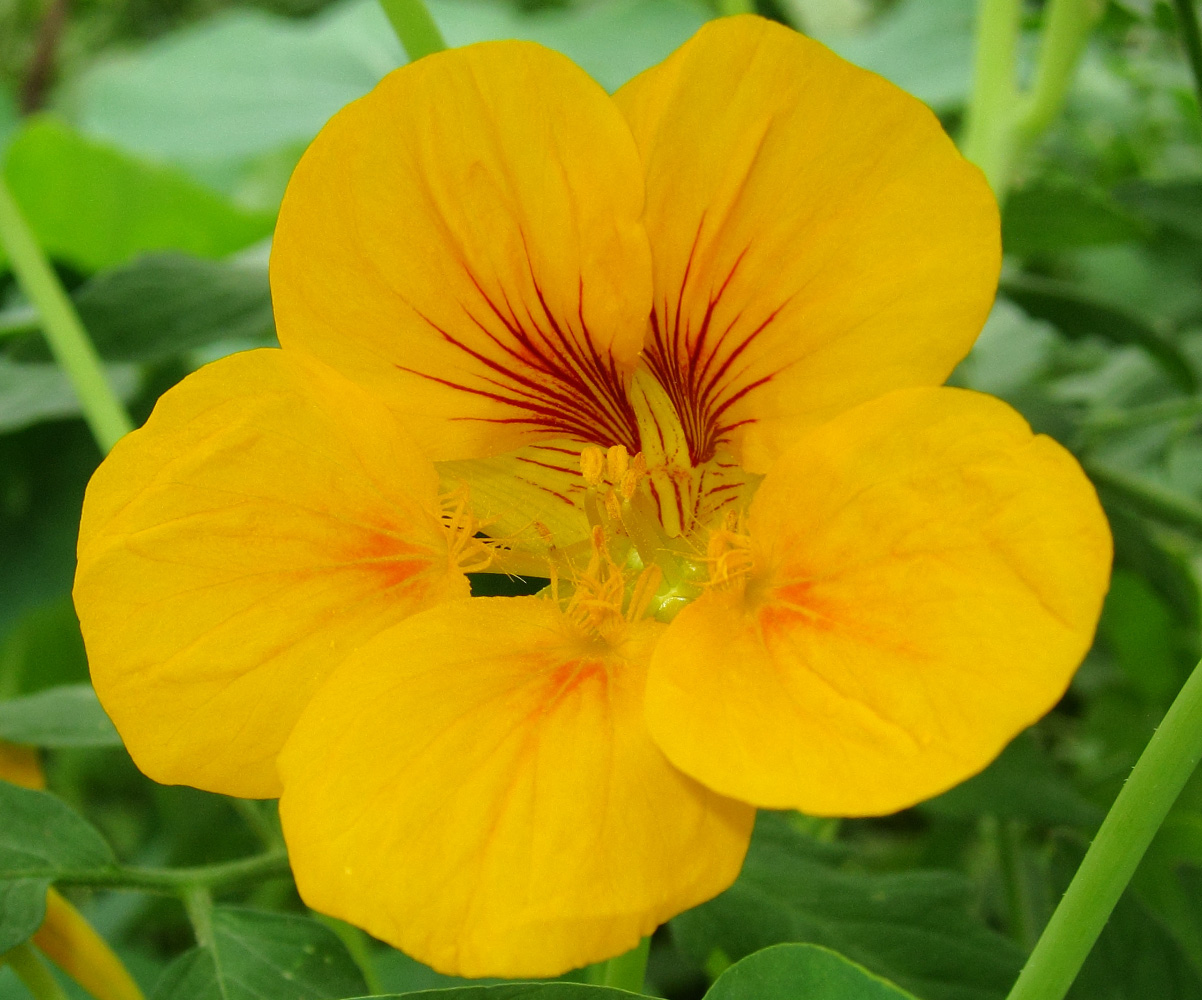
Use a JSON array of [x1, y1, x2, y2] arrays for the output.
[[441, 368, 763, 623]]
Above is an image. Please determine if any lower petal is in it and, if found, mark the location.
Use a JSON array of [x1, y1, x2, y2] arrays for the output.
[[646, 387, 1112, 816], [75, 350, 468, 798], [277, 596, 753, 978]]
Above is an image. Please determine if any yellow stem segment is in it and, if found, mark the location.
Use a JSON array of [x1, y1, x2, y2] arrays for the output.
[[34, 892, 145, 1000]]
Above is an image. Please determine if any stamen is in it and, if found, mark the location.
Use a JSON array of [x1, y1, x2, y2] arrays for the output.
[[440, 486, 494, 574], [606, 445, 630, 483], [579, 446, 605, 486], [703, 514, 755, 590]]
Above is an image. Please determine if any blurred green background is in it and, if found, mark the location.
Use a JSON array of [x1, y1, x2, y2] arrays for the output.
[[4, 0, 1202, 998]]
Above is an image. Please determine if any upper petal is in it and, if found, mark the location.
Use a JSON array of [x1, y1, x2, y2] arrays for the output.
[[614, 16, 1000, 472], [646, 387, 1111, 815], [74, 350, 468, 798], [272, 41, 653, 461], [277, 596, 753, 978]]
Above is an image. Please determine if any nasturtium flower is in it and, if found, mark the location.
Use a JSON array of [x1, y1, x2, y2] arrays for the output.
[[74, 15, 1111, 979]]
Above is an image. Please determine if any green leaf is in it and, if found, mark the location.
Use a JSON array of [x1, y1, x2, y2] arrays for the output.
[[73, 253, 275, 362], [0, 423, 99, 642], [923, 731, 1104, 830], [0, 684, 121, 748], [0, 598, 91, 701], [1107, 507, 1201, 633], [1052, 840, 1202, 1000], [0, 782, 115, 952], [6, 252, 274, 366], [671, 813, 1024, 1000], [1115, 180, 1202, 243], [149, 907, 369, 1000], [0, 357, 140, 435], [454, 0, 708, 94], [66, 0, 707, 196], [3, 116, 274, 273], [1099, 570, 1182, 704], [821, 0, 974, 110], [705, 944, 917, 1000], [1003, 183, 1146, 256], [999, 274, 1198, 392]]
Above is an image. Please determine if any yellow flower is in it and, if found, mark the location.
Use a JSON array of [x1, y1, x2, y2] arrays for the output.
[[73, 15, 1111, 980]]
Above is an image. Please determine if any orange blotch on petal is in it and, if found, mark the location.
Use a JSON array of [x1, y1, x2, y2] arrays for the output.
[[647, 387, 1112, 816], [75, 350, 468, 799], [278, 596, 753, 978]]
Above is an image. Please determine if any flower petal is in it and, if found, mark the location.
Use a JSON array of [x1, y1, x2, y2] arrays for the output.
[[74, 350, 468, 798], [277, 596, 753, 978], [272, 42, 652, 461], [646, 387, 1111, 815], [614, 16, 1000, 473]]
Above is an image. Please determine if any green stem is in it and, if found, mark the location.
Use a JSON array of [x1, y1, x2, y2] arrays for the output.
[[717, 0, 755, 14], [313, 915, 384, 995], [378, 0, 445, 60], [1085, 462, 1202, 539], [0, 176, 133, 454], [962, 0, 1023, 191], [1006, 658, 1202, 1000], [589, 937, 650, 994], [961, 0, 1101, 196], [182, 886, 216, 951], [18, 849, 292, 896], [4, 943, 70, 1000], [1085, 396, 1202, 431], [1172, 0, 1202, 116], [1015, 0, 1103, 144]]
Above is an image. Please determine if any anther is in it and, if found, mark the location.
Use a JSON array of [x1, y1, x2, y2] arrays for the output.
[[619, 468, 641, 501], [604, 489, 623, 523], [580, 446, 605, 486], [606, 445, 630, 483]]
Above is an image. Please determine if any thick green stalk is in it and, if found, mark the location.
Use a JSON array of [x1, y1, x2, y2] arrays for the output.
[[962, 0, 1101, 195], [1006, 659, 1202, 1000], [1172, 0, 1202, 115], [4, 943, 70, 1000], [378, 0, 445, 60], [961, 0, 1023, 191], [718, 0, 755, 14], [0, 176, 133, 453], [589, 938, 650, 994], [1016, 0, 1103, 144]]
